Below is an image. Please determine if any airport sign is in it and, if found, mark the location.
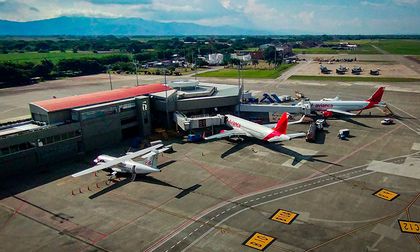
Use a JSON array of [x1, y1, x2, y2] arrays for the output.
[[243, 232, 276, 251], [373, 188, 399, 201], [398, 220, 420, 234], [269, 209, 299, 224]]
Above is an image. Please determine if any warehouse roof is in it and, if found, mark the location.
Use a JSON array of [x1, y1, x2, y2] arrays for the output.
[[31, 83, 171, 112]]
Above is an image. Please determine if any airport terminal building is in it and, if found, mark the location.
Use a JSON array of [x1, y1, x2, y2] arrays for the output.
[[0, 81, 241, 173]]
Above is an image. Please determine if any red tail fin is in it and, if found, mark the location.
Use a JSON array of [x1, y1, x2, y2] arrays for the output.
[[274, 113, 288, 134], [367, 87, 384, 103]]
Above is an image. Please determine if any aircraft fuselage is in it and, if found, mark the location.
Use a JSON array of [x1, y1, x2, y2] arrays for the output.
[[310, 100, 370, 112], [94, 155, 159, 174]]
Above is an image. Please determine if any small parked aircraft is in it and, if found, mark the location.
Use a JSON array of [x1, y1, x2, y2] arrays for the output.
[[71, 142, 171, 181]]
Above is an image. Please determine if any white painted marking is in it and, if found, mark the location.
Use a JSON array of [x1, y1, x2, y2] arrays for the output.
[[411, 143, 420, 151], [182, 171, 376, 251], [152, 153, 419, 252]]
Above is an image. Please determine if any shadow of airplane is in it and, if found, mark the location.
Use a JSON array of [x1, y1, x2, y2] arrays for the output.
[[220, 138, 341, 167], [175, 184, 202, 199], [339, 117, 372, 128], [89, 174, 181, 199]]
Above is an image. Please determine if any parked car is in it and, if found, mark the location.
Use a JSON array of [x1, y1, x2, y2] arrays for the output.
[[381, 118, 394, 125], [338, 129, 350, 140]]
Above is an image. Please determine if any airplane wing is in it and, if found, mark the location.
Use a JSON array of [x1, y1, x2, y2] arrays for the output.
[[204, 129, 246, 140], [287, 133, 307, 139], [264, 115, 305, 128], [267, 132, 306, 142], [141, 145, 171, 159], [71, 144, 164, 177], [326, 109, 356, 116]]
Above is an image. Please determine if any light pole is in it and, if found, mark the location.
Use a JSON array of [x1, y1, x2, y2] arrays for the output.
[[237, 61, 243, 116], [164, 68, 170, 128], [133, 59, 139, 86], [107, 65, 113, 90]]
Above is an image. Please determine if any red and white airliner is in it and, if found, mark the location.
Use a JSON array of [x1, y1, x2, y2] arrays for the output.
[[205, 113, 305, 142], [308, 87, 386, 117]]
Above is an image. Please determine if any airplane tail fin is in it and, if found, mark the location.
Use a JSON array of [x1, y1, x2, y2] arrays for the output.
[[273, 113, 288, 134], [143, 150, 159, 168], [367, 87, 385, 104]]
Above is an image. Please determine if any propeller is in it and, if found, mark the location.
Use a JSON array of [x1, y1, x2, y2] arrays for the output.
[[131, 166, 137, 181]]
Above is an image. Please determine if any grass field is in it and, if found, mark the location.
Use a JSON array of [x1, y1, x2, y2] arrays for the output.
[[0, 51, 126, 64], [195, 64, 295, 79], [293, 44, 379, 54], [372, 39, 420, 55], [289, 75, 420, 82], [314, 39, 420, 55]]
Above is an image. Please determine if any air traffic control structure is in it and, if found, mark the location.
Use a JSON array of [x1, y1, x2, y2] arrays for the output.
[[0, 81, 241, 174]]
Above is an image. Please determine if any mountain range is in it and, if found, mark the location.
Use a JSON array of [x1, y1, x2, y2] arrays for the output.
[[0, 16, 269, 36]]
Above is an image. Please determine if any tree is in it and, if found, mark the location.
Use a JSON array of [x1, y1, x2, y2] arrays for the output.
[[33, 59, 54, 78], [0, 62, 34, 85], [196, 58, 209, 67], [134, 52, 155, 62], [229, 58, 240, 66], [263, 46, 276, 66], [252, 59, 259, 68]]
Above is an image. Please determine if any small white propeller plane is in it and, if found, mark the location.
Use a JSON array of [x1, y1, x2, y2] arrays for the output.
[[205, 112, 306, 142], [71, 142, 171, 181]]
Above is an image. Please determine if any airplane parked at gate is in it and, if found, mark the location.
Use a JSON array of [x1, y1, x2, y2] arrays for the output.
[[307, 87, 386, 117], [71, 142, 171, 181], [205, 113, 306, 142]]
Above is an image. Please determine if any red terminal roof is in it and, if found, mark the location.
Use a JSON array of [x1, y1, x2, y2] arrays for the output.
[[32, 83, 171, 112]]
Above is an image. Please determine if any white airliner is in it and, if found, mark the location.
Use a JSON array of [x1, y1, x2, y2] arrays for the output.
[[308, 87, 385, 117], [205, 113, 305, 142], [71, 142, 170, 181]]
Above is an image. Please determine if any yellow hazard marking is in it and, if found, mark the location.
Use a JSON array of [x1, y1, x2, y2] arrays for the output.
[[269, 209, 299, 224], [398, 220, 420, 234], [243, 232, 276, 251], [373, 188, 399, 201]]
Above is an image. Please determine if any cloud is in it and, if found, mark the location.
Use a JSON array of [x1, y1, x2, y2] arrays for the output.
[[0, 0, 419, 34], [220, 0, 231, 9], [296, 11, 314, 26], [361, 1, 385, 7], [393, 0, 418, 5], [29, 6, 39, 12]]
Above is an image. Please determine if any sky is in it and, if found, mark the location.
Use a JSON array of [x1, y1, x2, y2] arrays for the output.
[[0, 0, 419, 34]]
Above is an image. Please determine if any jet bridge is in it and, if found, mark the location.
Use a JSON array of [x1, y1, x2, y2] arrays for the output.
[[238, 102, 312, 122], [174, 112, 225, 131]]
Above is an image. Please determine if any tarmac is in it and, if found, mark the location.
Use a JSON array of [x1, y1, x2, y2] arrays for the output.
[[0, 61, 420, 251]]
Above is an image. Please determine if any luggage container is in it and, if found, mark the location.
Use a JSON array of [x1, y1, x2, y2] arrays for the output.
[[306, 122, 317, 142]]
